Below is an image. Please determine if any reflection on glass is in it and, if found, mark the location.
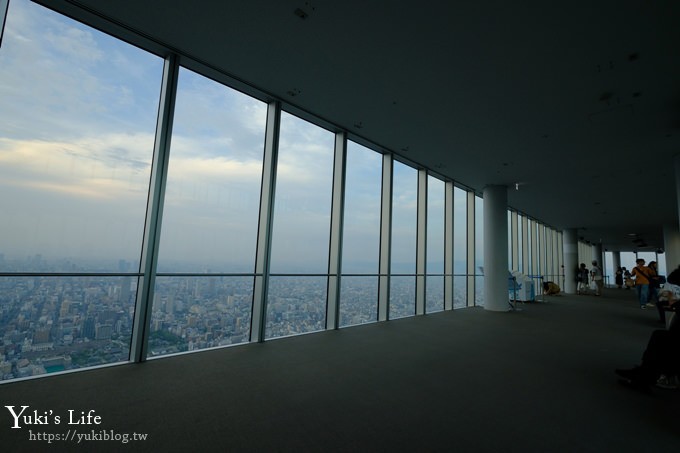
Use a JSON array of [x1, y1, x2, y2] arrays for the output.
[[150, 277, 252, 357], [339, 276, 378, 327], [270, 112, 334, 274], [0, 0, 162, 273], [342, 141, 382, 274], [266, 276, 327, 339], [0, 276, 135, 381], [158, 67, 266, 273]]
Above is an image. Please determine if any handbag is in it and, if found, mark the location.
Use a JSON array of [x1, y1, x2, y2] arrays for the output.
[[650, 275, 666, 288]]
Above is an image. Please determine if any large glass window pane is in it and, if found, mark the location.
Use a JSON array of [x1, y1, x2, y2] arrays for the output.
[[453, 187, 467, 308], [657, 254, 667, 276], [341, 141, 382, 274], [266, 113, 333, 338], [0, 276, 136, 380], [157, 67, 266, 273], [390, 161, 417, 319], [269, 112, 334, 274], [266, 276, 327, 339], [426, 176, 445, 313], [150, 276, 252, 356], [0, 0, 162, 272], [637, 251, 656, 264], [339, 276, 378, 327], [621, 251, 636, 271], [0, 0, 162, 382], [340, 141, 381, 327], [604, 251, 613, 284]]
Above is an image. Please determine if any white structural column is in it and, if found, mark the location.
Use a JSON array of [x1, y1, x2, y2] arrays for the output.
[[510, 211, 519, 271], [562, 229, 578, 294], [415, 169, 427, 315], [251, 101, 281, 342], [444, 182, 454, 310], [612, 252, 621, 277], [676, 154, 680, 226], [131, 55, 179, 362], [378, 154, 393, 321], [594, 243, 603, 268], [466, 191, 476, 307], [326, 132, 347, 329], [482, 185, 509, 311], [668, 153, 680, 271], [664, 224, 680, 271]]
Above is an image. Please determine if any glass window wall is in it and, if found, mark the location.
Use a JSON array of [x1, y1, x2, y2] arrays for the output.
[[0, 0, 162, 381]]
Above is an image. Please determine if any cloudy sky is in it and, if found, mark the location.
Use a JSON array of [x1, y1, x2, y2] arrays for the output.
[[0, 0, 470, 274]]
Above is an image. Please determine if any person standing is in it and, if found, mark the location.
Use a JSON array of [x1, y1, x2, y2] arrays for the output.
[[591, 260, 604, 296], [615, 266, 624, 289], [647, 261, 661, 308], [577, 263, 590, 294], [623, 267, 633, 289], [630, 258, 652, 309]]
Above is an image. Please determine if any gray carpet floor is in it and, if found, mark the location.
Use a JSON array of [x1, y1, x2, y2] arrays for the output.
[[1, 288, 679, 452]]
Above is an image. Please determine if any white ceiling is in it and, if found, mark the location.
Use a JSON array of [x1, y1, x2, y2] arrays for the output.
[[45, 0, 680, 252]]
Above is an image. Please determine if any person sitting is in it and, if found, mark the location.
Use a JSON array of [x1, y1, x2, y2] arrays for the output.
[[616, 299, 680, 391], [657, 265, 680, 324], [543, 281, 560, 295]]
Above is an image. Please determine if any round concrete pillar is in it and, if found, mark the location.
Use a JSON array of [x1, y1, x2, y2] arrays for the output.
[[483, 185, 509, 311]]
